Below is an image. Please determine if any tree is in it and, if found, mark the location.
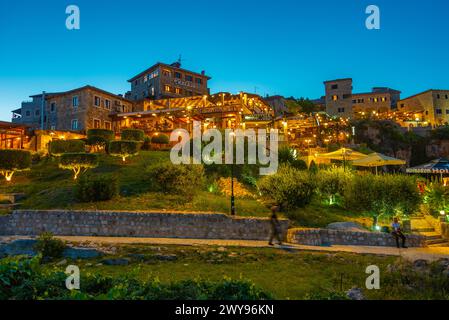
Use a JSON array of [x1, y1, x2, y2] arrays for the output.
[[48, 140, 85, 156], [109, 140, 140, 162], [121, 129, 145, 142], [59, 153, 99, 180], [86, 129, 114, 152], [0, 149, 31, 182]]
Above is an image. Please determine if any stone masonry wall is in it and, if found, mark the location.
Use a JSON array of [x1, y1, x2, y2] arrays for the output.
[[0, 210, 289, 241], [287, 228, 426, 247]]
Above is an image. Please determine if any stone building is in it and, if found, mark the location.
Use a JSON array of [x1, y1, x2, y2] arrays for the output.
[[397, 89, 449, 127], [324, 78, 400, 118], [12, 86, 133, 133], [126, 61, 211, 101]]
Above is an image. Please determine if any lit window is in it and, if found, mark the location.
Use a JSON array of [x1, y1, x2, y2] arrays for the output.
[[332, 95, 338, 101], [164, 85, 171, 92], [175, 87, 182, 94], [93, 119, 101, 128], [105, 121, 112, 130]]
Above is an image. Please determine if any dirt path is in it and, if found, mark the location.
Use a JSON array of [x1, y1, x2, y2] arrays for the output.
[[3, 235, 449, 262]]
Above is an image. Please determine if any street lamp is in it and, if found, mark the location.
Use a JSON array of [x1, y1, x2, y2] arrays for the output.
[[229, 132, 236, 216]]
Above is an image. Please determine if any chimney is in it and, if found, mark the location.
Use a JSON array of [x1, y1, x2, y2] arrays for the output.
[[201, 70, 205, 76]]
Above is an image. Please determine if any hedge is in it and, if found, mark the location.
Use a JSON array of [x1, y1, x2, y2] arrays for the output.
[[151, 134, 170, 145], [86, 129, 115, 151], [121, 129, 145, 142], [0, 149, 32, 181], [109, 140, 140, 162], [48, 140, 85, 156], [76, 174, 118, 202], [59, 153, 99, 179]]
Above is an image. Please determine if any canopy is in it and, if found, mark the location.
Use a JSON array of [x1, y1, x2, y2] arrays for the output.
[[352, 153, 406, 168], [315, 148, 367, 161], [406, 158, 449, 174]]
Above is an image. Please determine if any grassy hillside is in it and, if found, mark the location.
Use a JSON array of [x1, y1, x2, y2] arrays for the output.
[[0, 151, 367, 227]]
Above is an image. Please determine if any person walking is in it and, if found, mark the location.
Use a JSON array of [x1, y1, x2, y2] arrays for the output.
[[269, 206, 282, 246], [392, 217, 407, 249]]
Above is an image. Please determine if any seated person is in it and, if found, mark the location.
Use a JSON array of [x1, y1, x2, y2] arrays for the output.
[[391, 217, 407, 249]]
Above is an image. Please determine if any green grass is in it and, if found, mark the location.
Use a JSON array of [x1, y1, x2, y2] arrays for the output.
[[41, 243, 415, 300]]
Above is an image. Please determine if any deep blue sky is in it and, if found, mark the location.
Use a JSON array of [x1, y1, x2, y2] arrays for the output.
[[1, 0, 449, 121]]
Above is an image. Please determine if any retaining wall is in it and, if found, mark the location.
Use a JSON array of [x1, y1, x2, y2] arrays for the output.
[[0, 210, 289, 241], [287, 228, 426, 247]]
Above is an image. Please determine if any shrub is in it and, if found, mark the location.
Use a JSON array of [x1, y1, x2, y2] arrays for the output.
[[151, 134, 170, 145], [48, 139, 85, 156], [150, 162, 205, 198], [141, 136, 152, 151], [257, 165, 315, 210], [121, 129, 145, 142], [0, 149, 31, 182], [109, 140, 140, 162], [423, 182, 449, 217], [86, 129, 114, 152], [76, 175, 118, 202], [316, 167, 352, 205], [34, 232, 66, 261], [278, 146, 307, 170], [344, 174, 421, 217], [59, 153, 99, 180]]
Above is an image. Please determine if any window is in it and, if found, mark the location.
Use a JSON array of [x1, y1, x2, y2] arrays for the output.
[[331, 84, 338, 90], [196, 78, 202, 85], [25, 110, 31, 117], [164, 85, 171, 92], [343, 94, 351, 99], [143, 75, 148, 83], [400, 104, 405, 108], [50, 102, 56, 113], [436, 109, 442, 115], [381, 97, 387, 102], [332, 95, 338, 101], [71, 119, 78, 130], [51, 125, 56, 130], [105, 99, 111, 110], [151, 86, 155, 96], [93, 119, 101, 129], [175, 87, 182, 94], [94, 96, 101, 107], [162, 69, 171, 77], [374, 98, 378, 103], [35, 109, 40, 116], [185, 75, 193, 82], [437, 94, 441, 99], [72, 96, 79, 107], [446, 109, 449, 115], [175, 72, 182, 79], [337, 108, 345, 113], [104, 121, 112, 130], [352, 99, 357, 104], [446, 95, 449, 99]]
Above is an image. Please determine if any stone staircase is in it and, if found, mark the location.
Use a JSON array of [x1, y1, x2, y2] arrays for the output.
[[0, 193, 25, 211], [411, 216, 449, 247]]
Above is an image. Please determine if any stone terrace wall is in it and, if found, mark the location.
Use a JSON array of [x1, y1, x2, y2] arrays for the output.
[[287, 228, 426, 248], [0, 210, 289, 241]]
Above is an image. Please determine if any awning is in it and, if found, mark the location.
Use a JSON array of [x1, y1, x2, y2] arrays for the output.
[[406, 158, 449, 174], [315, 148, 367, 161]]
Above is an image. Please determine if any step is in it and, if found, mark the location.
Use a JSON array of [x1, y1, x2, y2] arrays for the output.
[[427, 242, 449, 247], [412, 228, 435, 233], [425, 238, 448, 245], [0, 203, 20, 209]]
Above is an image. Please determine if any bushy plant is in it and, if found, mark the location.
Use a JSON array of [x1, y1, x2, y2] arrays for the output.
[[34, 232, 66, 261], [257, 165, 315, 210], [59, 153, 99, 180], [86, 129, 114, 152], [121, 129, 145, 142], [0, 149, 31, 182], [48, 139, 85, 156], [76, 174, 118, 202], [278, 146, 307, 169], [149, 162, 205, 198], [217, 177, 255, 199], [151, 134, 170, 145], [109, 140, 140, 162], [344, 174, 421, 217], [316, 167, 352, 205], [423, 182, 449, 217]]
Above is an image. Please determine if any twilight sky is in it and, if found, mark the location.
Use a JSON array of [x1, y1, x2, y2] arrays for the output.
[[1, 0, 449, 121]]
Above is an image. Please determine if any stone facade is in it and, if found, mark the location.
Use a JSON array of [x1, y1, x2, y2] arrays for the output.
[[287, 228, 426, 247], [0, 210, 289, 241], [127, 62, 210, 101], [398, 90, 449, 127]]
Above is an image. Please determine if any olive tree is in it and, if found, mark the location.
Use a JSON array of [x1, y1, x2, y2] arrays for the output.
[[59, 153, 99, 180], [0, 149, 31, 182], [109, 140, 140, 162]]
